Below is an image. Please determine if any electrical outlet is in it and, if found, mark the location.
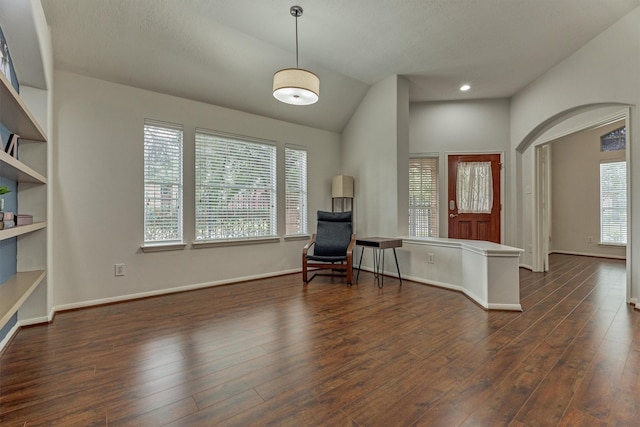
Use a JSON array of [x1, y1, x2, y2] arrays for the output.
[[587, 236, 594, 243], [115, 264, 125, 276], [427, 253, 435, 264]]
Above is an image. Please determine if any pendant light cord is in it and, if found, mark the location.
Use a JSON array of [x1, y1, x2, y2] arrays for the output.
[[295, 15, 299, 68]]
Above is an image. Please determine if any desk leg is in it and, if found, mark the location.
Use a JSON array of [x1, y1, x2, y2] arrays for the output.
[[393, 248, 402, 284], [380, 249, 385, 288], [356, 247, 365, 283]]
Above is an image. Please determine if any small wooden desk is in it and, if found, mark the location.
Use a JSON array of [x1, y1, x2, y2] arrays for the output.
[[355, 237, 402, 288]]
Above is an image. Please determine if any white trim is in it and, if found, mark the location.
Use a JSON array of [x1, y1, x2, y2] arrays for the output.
[[284, 234, 311, 241], [487, 303, 523, 311], [399, 273, 523, 312], [519, 263, 534, 271], [140, 243, 187, 253], [0, 321, 20, 354], [19, 316, 49, 327], [533, 111, 627, 147], [51, 268, 300, 313], [549, 250, 626, 260]]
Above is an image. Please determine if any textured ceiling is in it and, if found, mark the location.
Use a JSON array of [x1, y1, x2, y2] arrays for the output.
[[38, 0, 640, 132]]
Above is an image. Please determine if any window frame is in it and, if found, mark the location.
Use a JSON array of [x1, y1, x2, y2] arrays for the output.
[[142, 119, 184, 248], [284, 145, 308, 236], [194, 129, 277, 242], [599, 159, 627, 246], [409, 155, 439, 238]]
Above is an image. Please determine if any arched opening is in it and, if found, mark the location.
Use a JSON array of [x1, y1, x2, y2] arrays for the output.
[[517, 103, 632, 302]]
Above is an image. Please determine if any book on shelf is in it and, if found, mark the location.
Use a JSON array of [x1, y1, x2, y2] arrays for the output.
[[1, 211, 15, 228], [4, 133, 19, 158], [16, 214, 33, 226]]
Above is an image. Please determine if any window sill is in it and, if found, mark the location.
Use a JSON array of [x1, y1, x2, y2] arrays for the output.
[[598, 242, 627, 247], [192, 236, 280, 249], [140, 242, 187, 253], [284, 234, 311, 241]]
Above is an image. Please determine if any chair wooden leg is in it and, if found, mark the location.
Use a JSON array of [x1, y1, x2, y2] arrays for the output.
[[302, 256, 308, 283]]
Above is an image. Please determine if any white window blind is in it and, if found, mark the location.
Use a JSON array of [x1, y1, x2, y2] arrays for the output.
[[285, 146, 308, 235], [600, 161, 627, 245], [195, 130, 277, 240], [143, 120, 183, 243], [409, 156, 438, 237]]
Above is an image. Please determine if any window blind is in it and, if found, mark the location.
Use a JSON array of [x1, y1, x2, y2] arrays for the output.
[[143, 120, 183, 243], [600, 161, 627, 245], [195, 130, 277, 240], [409, 157, 439, 237], [285, 146, 308, 235]]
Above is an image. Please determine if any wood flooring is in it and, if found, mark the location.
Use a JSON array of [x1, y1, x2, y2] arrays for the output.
[[0, 254, 637, 426]]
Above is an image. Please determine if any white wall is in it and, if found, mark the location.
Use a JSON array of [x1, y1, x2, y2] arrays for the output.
[[342, 75, 406, 238], [550, 120, 626, 259], [409, 99, 511, 240], [51, 71, 341, 308], [511, 7, 640, 304]]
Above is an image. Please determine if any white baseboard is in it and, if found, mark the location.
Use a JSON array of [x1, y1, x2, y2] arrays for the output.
[[0, 321, 20, 354], [52, 268, 301, 314], [400, 273, 522, 312], [519, 263, 533, 271], [549, 250, 626, 260]]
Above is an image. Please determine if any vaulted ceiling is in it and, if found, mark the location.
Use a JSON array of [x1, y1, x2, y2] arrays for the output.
[[35, 0, 640, 132]]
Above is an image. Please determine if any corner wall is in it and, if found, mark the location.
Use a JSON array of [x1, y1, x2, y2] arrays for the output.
[[341, 75, 409, 238], [409, 99, 511, 240], [51, 71, 341, 309]]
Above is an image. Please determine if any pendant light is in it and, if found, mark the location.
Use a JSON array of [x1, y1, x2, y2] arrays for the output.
[[273, 5, 319, 105]]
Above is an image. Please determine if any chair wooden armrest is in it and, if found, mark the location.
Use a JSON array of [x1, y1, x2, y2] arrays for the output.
[[302, 233, 317, 257]]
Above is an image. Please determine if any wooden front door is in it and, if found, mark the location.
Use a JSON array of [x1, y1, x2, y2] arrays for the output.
[[448, 154, 501, 243]]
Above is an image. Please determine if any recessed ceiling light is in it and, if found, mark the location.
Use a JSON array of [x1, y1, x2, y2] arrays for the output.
[[460, 84, 471, 92]]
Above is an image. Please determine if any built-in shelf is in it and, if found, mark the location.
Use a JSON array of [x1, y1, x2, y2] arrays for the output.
[[0, 151, 47, 184], [0, 222, 46, 242], [0, 72, 47, 142], [0, 270, 46, 327]]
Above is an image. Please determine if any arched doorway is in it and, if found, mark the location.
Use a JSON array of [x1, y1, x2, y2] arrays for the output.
[[517, 104, 632, 302]]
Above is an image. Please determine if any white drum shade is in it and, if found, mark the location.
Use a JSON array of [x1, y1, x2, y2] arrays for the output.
[[273, 68, 319, 105]]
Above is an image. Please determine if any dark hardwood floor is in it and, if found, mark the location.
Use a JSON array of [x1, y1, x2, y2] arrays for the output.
[[0, 254, 636, 426]]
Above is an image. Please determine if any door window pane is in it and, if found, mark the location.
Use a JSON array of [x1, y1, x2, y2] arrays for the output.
[[456, 162, 493, 213]]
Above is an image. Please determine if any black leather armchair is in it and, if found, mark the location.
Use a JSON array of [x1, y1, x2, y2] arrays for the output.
[[302, 211, 356, 285]]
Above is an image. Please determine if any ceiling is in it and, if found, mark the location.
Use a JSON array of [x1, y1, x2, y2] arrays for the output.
[[32, 0, 640, 132]]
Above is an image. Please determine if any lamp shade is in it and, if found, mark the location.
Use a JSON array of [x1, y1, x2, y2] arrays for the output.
[[273, 68, 319, 105], [332, 175, 354, 198]]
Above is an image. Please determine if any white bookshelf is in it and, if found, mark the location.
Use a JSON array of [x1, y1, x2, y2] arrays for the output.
[[0, 60, 48, 329]]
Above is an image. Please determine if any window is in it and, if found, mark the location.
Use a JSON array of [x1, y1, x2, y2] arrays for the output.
[[143, 120, 183, 244], [600, 126, 626, 152], [285, 146, 308, 235], [195, 130, 277, 240], [600, 161, 627, 245], [409, 156, 439, 237], [456, 161, 493, 213]]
